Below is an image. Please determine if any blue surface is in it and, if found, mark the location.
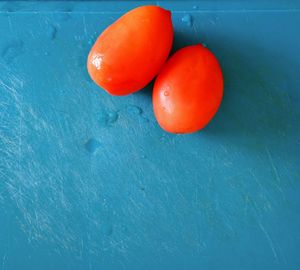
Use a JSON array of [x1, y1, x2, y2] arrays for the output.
[[1, 1, 300, 269]]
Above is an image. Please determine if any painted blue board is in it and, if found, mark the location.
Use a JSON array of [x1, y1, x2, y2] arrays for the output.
[[0, 1, 300, 269]]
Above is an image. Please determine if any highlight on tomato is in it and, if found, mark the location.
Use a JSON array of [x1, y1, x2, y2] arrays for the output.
[[87, 5, 174, 96]]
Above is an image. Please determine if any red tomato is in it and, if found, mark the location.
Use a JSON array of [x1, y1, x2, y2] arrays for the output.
[[153, 45, 223, 134], [87, 6, 173, 96]]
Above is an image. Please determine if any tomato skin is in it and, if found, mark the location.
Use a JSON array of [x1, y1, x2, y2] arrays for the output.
[[87, 6, 173, 96], [153, 45, 223, 134]]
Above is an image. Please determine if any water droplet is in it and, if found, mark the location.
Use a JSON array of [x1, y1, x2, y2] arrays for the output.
[[2, 40, 24, 63], [99, 110, 118, 127], [164, 91, 169, 96], [85, 138, 100, 154], [182, 14, 193, 27], [141, 155, 146, 159], [47, 25, 57, 40], [193, 5, 199, 10], [44, 51, 49, 56], [126, 105, 142, 115], [107, 111, 118, 124]]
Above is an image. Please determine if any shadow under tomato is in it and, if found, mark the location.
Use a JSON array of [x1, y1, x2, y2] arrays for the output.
[[136, 28, 300, 159], [136, 81, 154, 99], [201, 38, 299, 156], [165, 30, 300, 156]]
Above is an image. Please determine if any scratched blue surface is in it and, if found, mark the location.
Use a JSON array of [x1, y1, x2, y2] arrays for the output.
[[0, 1, 300, 269]]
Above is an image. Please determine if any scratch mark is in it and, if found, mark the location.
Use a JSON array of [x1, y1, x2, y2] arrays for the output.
[[257, 220, 278, 262], [220, 144, 229, 154], [265, 147, 281, 184], [7, 16, 13, 33], [2, 253, 7, 270], [261, 149, 287, 205], [82, 15, 88, 38], [18, 103, 22, 172], [79, 238, 83, 259], [277, 245, 288, 264], [250, 170, 274, 209], [193, 22, 199, 36], [0, 80, 15, 92], [243, 194, 250, 221]]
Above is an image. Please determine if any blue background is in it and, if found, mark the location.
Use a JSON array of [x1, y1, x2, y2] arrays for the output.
[[0, 1, 300, 269]]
